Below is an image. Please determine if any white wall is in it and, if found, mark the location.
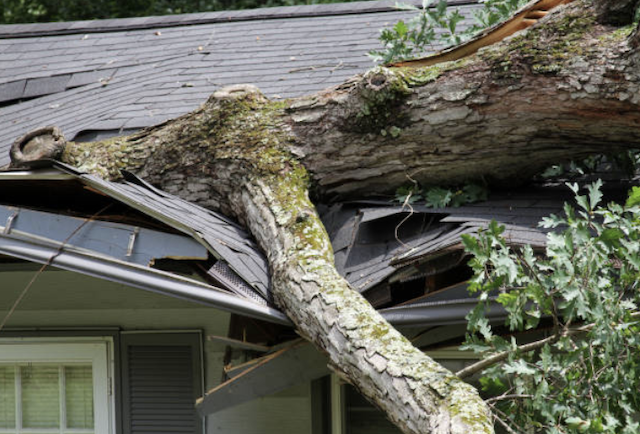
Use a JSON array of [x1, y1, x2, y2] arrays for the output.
[[0, 267, 312, 434]]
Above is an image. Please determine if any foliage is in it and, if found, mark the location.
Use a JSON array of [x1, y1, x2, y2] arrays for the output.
[[394, 181, 488, 208], [369, 0, 466, 63], [370, 0, 530, 63], [540, 151, 640, 181], [462, 181, 640, 434]]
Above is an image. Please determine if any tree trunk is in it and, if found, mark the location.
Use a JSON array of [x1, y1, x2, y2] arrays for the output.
[[10, 1, 640, 433]]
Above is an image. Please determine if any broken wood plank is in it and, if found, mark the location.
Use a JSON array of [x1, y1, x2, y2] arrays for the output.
[[207, 335, 270, 352], [390, 0, 574, 68], [196, 340, 329, 415]]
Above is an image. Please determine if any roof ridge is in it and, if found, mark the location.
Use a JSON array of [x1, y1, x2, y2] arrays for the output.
[[0, 0, 477, 39]]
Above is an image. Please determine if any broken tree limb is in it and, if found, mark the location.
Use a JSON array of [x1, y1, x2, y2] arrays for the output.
[[389, 0, 574, 69]]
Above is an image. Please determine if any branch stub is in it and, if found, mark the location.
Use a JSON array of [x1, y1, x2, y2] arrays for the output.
[[10, 126, 66, 167]]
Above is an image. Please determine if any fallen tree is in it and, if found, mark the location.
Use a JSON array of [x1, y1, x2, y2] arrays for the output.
[[9, 0, 640, 432]]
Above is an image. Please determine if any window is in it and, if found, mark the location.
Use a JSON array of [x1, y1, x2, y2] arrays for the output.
[[0, 341, 113, 434]]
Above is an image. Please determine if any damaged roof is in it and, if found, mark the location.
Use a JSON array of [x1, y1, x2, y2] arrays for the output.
[[0, 160, 578, 327], [0, 162, 289, 324], [321, 192, 565, 307], [0, 0, 480, 168]]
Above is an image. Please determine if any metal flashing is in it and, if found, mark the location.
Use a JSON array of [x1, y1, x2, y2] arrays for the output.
[[381, 297, 506, 327], [0, 168, 76, 180], [0, 204, 208, 266]]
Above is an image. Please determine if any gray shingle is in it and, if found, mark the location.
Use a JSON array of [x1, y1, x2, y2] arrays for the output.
[[23, 74, 72, 98], [67, 68, 118, 88], [0, 80, 26, 103]]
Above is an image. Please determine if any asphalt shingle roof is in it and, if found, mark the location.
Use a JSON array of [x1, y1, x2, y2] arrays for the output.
[[0, 0, 479, 168]]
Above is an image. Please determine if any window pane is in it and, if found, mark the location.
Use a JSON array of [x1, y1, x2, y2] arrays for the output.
[[65, 365, 94, 429], [21, 365, 60, 428], [0, 365, 16, 428]]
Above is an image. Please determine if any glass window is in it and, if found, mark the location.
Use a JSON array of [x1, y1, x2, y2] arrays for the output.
[[0, 341, 110, 434]]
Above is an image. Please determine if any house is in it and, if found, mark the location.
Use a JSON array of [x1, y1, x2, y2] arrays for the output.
[[0, 1, 591, 433]]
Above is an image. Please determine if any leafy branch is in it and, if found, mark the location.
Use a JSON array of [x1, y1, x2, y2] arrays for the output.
[[371, 0, 530, 63], [460, 181, 640, 434]]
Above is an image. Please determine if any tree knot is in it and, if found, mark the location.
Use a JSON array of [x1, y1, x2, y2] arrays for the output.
[[209, 84, 267, 103], [368, 73, 388, 89], [10, 126, 66, 167], [360, 68, 406, 95], [347, 68, 411, 134]]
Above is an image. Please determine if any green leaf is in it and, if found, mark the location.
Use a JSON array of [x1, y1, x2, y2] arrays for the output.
[[461, 234, 480, 256], [425, 187, 453, 208], [587, 179, 603, 210], [626, 186, 640, 208], [600, 228, 624, 247], [393, 20, 408, 36], [503, 359, 536, 376]]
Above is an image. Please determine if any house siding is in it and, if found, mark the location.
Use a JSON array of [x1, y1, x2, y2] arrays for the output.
[[0, 268, 312, 434]]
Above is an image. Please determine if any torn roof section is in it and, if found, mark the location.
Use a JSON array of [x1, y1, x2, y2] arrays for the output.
[[320, 192, 565, 306], [0, 0, 481, 168], [0, 161, 271, 305], [0, 0, 613, 330], [0, 159, 578, 328]]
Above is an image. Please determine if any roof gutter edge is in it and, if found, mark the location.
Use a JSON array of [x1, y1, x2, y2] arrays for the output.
[[381, 299, 507, 327], [0, 235, 291, 325]]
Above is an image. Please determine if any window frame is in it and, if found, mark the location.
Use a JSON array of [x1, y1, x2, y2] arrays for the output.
[[0, 338, 115, 434]]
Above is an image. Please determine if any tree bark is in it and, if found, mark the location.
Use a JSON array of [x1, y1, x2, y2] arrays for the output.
[[10, 1, 640, 433]]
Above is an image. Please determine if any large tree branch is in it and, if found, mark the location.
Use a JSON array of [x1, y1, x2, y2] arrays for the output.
[[240, 174, 491, 434], [12, 2, 640, 199], [287, 1, 640, 198], [47, 85, 493, 434]]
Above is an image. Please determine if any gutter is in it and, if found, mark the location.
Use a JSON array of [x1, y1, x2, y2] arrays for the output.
[[380, 297, 507, 327], [0, 227, 502, 328], [0, 235, 291, 325]]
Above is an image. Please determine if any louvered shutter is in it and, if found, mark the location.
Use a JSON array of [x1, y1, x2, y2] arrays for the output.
[[121, 333, 203, 434]]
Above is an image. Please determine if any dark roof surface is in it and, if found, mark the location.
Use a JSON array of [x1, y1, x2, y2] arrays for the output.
[[0, 0, 479, 168], [322, 190, 566, 297]]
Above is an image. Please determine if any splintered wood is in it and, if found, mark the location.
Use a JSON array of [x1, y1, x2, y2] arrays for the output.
[[390, 0, 574, 68]]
